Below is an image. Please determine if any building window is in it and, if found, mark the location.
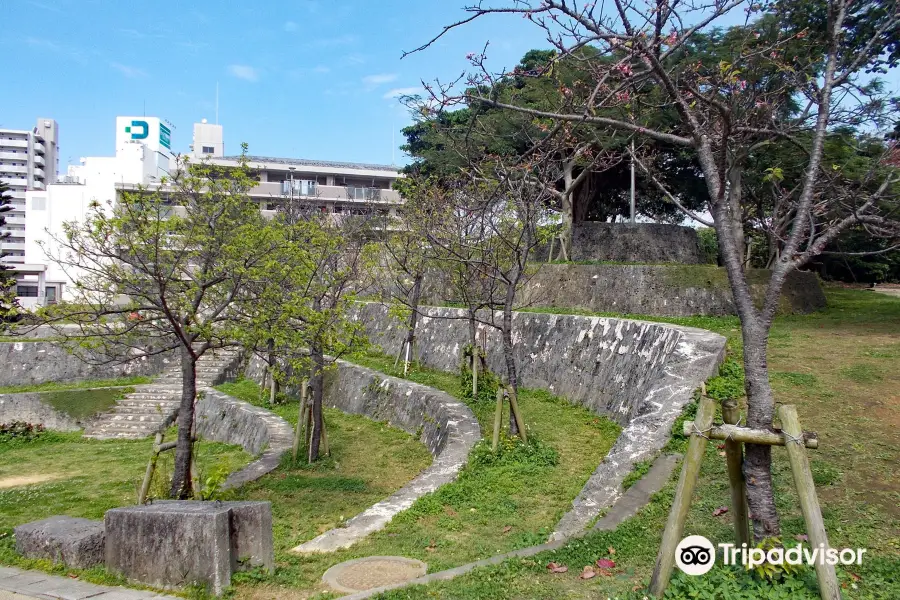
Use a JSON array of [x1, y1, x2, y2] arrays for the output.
[[202, 146, 215, 154], [15, 285, 39, 297]]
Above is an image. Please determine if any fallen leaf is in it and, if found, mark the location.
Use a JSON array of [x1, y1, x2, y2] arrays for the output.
[[717, 444, 726, 450], [444, 506, 458, 517], [580, 566, 597, 579], [719, 451, 727, 457], [713, 506, 729, 517], [607, 546, 616, 555], [425, 540, 437, 553], [67, 574, 79, 579], [502, 525, 512, 533], [795, 533, 809, 542], [596, 558, 616, 570], [547, 562, 568, 574], [632, 584, 643, 592], [848, 572, 861, 582]]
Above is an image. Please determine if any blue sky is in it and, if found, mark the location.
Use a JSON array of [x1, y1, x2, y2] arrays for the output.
[[3, 1, 896, 172], [2, 0, 546, 169]]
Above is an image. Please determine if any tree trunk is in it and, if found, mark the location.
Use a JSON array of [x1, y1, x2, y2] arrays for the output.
[[404, 272, 423, 366], [266, 337, 277, 403], [170, 344, 197, 499], [742, 323, 780, 540], [726, 159, 746, 269], [700, 143, 781, 540], [560, 160, 575, 261], [308, 341, 325, 462], [467, 307, 477, 351], [501, 297, 519, 436]]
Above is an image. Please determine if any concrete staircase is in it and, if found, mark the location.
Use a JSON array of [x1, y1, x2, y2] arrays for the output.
[[83, 347, 243, 440]]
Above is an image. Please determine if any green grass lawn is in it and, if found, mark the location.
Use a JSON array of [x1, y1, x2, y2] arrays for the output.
[[371, 286, 900, 599], [214, 359, 621, 600], [0, 376, 152, 395]]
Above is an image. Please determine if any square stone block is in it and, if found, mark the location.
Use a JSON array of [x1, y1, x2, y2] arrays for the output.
[[14, 516, 105, 569], [105, 503, 232, 595]]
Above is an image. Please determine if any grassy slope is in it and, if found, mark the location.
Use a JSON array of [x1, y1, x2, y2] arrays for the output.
[[0, 376, 152, 395], [220, 359, 621, 599], [371, 287, 900, 600]]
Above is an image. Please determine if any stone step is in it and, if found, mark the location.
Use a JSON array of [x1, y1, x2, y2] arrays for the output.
[[123, 392, 180, 400], [84, 426, 159, 439], [112, 404, 177, 415], [104, 413, 167, 424]]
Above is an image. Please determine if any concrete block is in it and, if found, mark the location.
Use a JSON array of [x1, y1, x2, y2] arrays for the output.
[[104, 503, 233, 596], [225, 502, 274, 573], [14, 516, 105, 569]]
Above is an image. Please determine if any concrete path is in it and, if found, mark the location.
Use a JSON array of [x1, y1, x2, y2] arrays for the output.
[[0, 566, 177, 600]]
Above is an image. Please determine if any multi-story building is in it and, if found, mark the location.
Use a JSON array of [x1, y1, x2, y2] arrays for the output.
[[18, 117, 401, 308], [0, 118, 59, 266]]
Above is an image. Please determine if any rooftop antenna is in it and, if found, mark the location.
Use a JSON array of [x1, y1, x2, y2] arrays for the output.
[[215, 82, 219, 125]]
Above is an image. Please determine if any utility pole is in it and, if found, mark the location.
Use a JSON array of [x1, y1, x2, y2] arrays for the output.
[[630, 139, 636, 224]]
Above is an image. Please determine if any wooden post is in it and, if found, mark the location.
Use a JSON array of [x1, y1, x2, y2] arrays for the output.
[[779, 405, 841, 600], [269, 372, 277, 405], [138, 431, 164, 504], [492, 386, 503, 451], [292, 379, 308, 462], [721, 400, 750, 548], [547, 235, 555, 263], [472, 352, 479, 399], [507, 385, 527, 444], [649, 395, 717, 597]]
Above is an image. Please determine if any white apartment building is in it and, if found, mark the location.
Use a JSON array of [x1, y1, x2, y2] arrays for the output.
[[0, 118, 59, 266], [18, 117, 401, 309]]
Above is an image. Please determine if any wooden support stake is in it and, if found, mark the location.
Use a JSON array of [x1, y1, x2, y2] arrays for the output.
[[779, 405, 841, 600], [507, 385, 527, 444], [292, 379, 308, 462], [491, 386, 503, 451], [269, 372, 277, 405], [721, 400, 750, 548], [472, 352, 478, 399], [682, 421, 819, 449], [138, 431, 164, 504], [321, 414, 330, 457], [649, 395, 717, 597], [547, 235, 555, 263]]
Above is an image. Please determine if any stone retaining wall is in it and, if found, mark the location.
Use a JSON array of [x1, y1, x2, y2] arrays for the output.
[[0, 342, 172, 388], [0, 393, 82, 431], [194, 390, 294, 490], [522, 264, 826, 316], [355, 303, 726, 537], [567, 222, 706, 264], [245, 355, 481, 553]]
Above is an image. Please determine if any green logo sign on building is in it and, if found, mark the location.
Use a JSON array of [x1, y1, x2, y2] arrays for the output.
[[160, 123, 171, 150], [125, 120, 149, 140]]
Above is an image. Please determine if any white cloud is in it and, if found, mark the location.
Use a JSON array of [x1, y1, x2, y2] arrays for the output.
[[228, 64, 259, 82], [284, 21, 298, 32], [363, 73, 398, 86], [110, 62, 148, 78], [383, 87, 421, 99]]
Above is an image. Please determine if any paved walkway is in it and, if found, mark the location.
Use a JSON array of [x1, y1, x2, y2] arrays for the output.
[[0, 566, 177, 600]]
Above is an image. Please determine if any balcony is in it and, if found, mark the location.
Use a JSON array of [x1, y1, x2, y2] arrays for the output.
[[0, 139, 28, 149], [0, 177, 26, 188], [31, 181, 45, 190], [34, 167, 45, 179], [34, 154, 45, 167], [34, 142, 45, 154], [249, 182, 400, 204], [0, 151, 24, 161], [1, 242, 25, 252], [2, 164, 27, 175]]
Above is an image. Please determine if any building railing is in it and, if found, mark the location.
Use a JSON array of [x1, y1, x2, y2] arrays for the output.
[[249, 182, 399, 203]]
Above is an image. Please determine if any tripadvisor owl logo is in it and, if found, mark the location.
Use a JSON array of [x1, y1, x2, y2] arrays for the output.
[[675, 535, 716, 575]]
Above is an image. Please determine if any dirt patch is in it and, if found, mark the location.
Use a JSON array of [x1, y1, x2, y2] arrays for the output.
[[0, 473, 64, 489]]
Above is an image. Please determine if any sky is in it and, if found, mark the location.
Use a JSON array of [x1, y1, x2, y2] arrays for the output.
[[3, 1, 896, 173], [2, 0, 548, 169]]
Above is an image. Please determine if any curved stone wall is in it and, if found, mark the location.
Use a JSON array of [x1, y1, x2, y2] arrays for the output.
[[194, 390, 294, 490], [245, 354, 481, 553], [0, 393, 82, 431], [355, 302, 726, 537], [571, 222, 706, 263], [522, 264, 826, 317]]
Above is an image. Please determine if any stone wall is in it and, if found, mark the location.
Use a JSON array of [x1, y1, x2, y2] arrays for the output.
[[522, 264, 826, 317], [245, 354, 481, 553], [0, 342, 173, 388], [532, 222, 706, 264], [354, 302, 726, 537], [194, 390, 294, 490], [0, 393, 82, 431]]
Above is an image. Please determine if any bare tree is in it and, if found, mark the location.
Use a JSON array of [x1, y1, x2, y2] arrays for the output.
[[407, 0, 900, 538]]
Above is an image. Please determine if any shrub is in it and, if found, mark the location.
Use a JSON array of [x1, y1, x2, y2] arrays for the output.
[[460, 344, 501, 404], [0, 421, 46, 443], [468, 433, 559, 469]]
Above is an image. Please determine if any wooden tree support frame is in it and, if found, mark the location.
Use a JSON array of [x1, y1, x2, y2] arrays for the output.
[[649, 395, 840, 600], [137, 424, 200, 504]]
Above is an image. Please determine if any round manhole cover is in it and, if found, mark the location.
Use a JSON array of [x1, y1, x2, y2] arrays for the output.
[[322, 556, 428, 593]]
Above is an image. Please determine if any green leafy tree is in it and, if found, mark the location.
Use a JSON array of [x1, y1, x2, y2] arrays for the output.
[[43, 151, 279, 497]]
